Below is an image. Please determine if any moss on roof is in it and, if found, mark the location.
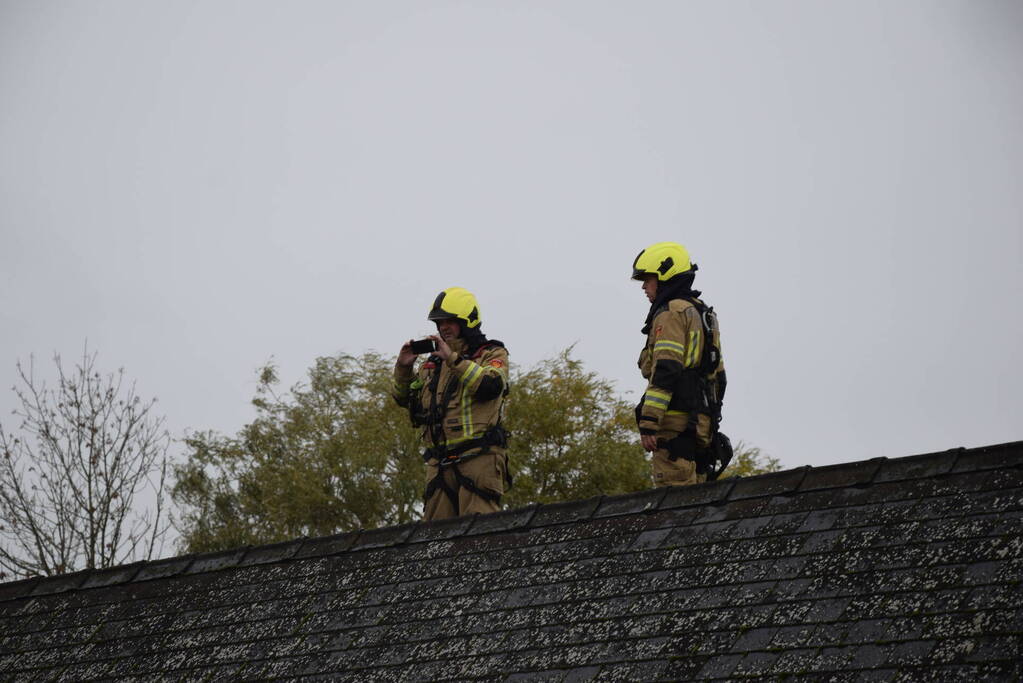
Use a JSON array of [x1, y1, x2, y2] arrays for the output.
[[1, 442, 1021, 680]]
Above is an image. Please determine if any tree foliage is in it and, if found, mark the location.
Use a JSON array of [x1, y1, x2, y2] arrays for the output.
[[720, 442, 782, 479], [172, 353, 422, 554], [503, 349, 649, 507], [173, 347, 781, 553], [0, 351, 170, 580]]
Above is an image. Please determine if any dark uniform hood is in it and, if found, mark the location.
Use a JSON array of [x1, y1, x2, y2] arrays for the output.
[[452, 326, 489, 358], [642, 272, 700, 335]]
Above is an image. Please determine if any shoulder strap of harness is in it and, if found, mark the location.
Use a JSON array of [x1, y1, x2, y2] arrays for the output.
[[422, 340, 513, 501], [423, 342, 509, 460], [413, 354, 453, 445], [469, 339, 505, 359]]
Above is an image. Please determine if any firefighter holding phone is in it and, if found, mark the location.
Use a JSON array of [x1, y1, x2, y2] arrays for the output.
[[392, 287, 510, 520]]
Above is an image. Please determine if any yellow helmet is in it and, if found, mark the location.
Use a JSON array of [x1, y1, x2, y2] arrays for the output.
[[428, 287, 481, 328], [631, 242, 694, 282]]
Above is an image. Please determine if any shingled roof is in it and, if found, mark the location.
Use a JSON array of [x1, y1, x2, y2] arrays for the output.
[[2, 441, 1021, 681]]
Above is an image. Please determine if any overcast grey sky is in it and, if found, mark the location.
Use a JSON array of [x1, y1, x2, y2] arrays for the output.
[[2, 0, 1021, 474]]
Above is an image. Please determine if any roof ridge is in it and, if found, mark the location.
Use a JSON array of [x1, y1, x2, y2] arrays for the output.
[[1, 440, 1018, 600]]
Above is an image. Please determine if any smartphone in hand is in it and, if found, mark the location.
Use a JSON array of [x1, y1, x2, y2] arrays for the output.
[[409, 338, 437, 355]]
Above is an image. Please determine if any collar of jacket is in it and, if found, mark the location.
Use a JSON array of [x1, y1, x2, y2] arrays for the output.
[[642, 274, 701, 335]]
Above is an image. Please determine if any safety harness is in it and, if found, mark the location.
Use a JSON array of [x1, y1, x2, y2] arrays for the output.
[[408, 341, 511, 514]]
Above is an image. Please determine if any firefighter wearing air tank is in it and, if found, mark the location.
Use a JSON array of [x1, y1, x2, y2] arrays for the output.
[[633, 242, 728, 486], [392, 287, 510, 520]]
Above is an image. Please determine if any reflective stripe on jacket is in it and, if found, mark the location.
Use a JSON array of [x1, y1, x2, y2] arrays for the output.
[[637, 298, 723, 433], [393, 339, 509, 454]]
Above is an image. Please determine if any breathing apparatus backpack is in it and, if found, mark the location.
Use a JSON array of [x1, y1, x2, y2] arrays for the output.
[[662, 297, 733, 480]]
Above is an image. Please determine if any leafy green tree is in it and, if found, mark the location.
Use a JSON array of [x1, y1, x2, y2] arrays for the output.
[[172, 347, 779, 553], [503, 349, 649, 507], [172, 353, 422, 554]]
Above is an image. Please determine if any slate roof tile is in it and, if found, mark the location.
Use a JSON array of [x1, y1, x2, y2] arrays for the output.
[[628, 527, 673, 552], [462, 504, 538, 536], [799, 457, 885, 491], [722, 602, 779, 631], [965, 582, 1023, 611], [292, 530, 360, 558], [74, 562, 144, 590], [655, 655, 712, 681], [405, 512, 476, 543], [794, 596, 852, 625], [657, 630, 713, 660], [950, 441, 1021, 472], [963, 634, 1021, 663], [179, 547, 246, 575], [729, 466, 809, 500], [729, 624, 777, 652], [236, 537, 306, 566], [562, 664, 601, 682], [352, 521, 416, 550], [730, 579, 777, 606], [875, 448, 961, 482], [593, 487, 666, 518], [504, 668, 566, 682], [701, 492, 775, 522], [770, 623, 822, 650], [885, 638, 937, 667], [694, 651, 743, 678], [814, 644, 860, 672], [842, 669, 898, 682], [530, 496, 602, 527], [658, 477, 733, 509], [130, 556, 195, 583], [898, 662, 1023, 682], [734, 649, 783, 676], [27, 571, 86, 596], [638, 504, 704, 532]]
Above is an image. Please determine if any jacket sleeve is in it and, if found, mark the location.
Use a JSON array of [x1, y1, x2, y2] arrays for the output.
[[392, 362, 416, 407], [446, 346, 509, 401], [638, 306, 703, 434]]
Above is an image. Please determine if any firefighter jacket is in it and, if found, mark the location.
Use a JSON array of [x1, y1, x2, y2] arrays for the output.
[[392, 338, 509, 460], [637, 297, 724, 436]]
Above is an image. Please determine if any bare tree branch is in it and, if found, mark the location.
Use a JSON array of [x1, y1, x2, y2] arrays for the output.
[[0, 347, 171, 580]]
